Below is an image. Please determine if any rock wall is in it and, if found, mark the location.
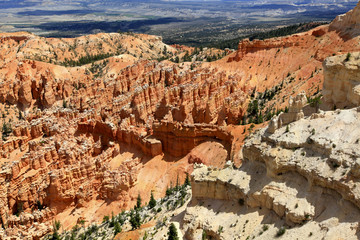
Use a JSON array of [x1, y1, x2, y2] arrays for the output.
[[0, 32, 248, 125], [0, 110, 146, 238], [323, 52, 360, 108], [228, 38, 295, 62], [152, 121, 233, 158], [244, 107, 360, 212], [186, 108, 360, 239], [329, 1, 360, 37]]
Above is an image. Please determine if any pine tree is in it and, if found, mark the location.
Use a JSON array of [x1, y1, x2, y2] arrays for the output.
[[168, 223, 179, 240], [148, 192, 156, 209], [175, 174, 180, 191], [136, 194, 142, 209], [184, 173, 190, 187], [51, 222, 61, 240], [114, 221, 122, 235], [129, 210, 141, 230]]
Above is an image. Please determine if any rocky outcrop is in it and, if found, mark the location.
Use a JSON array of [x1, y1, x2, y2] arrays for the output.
[[267, 92, 307, 133], [0, 110, 142, 238], [330, 1, 360, 37], [323, 52, 360, 108], [228, 38, 295, 62], [0, 30, 243, 238], [0, 31, 246, 125], [184, 107, 360, 240], [191, 163, 315, 225], [245, 107, 360, 210], [152, 121, 233, 158]]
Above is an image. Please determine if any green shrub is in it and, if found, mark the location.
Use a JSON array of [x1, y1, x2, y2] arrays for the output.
[[262, 225, 269, 231], [103, 215, 109, 223], [276, 227, 286, 237]]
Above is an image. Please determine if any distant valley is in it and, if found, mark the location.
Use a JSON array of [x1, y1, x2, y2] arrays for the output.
[[0, 0, 357, 45]]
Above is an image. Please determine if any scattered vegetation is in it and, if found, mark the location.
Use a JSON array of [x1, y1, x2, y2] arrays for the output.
[[217, 225, 224, 234], [62, 100, 68, 108], [202, 230, 207, 240], [54, 220, 61, 231], [285, 125, 289, 133], [135, 193, 142, 210], [242, 82, 286, 125], [61, 53, 115, 67], [36, 200, 45, 211], [129, 210, 141, 230], [311, 128, 316, 135], [46, 176, 191, 240], [89, 59, 109, 78], [307, 94, 322, 112], [262, 225, 269, 232]]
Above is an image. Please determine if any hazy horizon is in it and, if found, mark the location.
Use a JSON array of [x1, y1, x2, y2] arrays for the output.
[[0, 0, 357, 45]]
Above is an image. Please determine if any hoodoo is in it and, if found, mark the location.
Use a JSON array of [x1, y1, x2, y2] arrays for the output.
[[1, 1, 360, 240]]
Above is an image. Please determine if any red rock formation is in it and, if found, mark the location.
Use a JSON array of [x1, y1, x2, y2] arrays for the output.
[[1, 3, 360, 238], [152, 121, 233, 157]]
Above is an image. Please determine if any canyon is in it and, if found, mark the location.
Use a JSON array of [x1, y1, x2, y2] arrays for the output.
[[1, 1, 360, 240]]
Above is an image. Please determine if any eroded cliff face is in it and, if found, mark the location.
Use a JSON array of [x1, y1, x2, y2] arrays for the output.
[[182, 32, 360, 240], [0, 32, 237, 239], [184, 99, 360, 239], [216, 16, 360, 116], [2, 2, 360, 239], [323, 52, 360, 108], [330, 1, 360, 37], [183, 10, 360, 235]]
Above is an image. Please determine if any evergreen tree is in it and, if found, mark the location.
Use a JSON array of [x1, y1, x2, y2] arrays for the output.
[[136, 194, 142, 209], [51, 230, 60, 240], [148, 191, 156, 209], [175, 174, 180, 191], [51, 223, 61, 240], [168, 223, 179, 240], [129, 210, 141, 230], [184, 173, 190, 187], [114, 221, 122, 235], [257, 112, 263, 124]]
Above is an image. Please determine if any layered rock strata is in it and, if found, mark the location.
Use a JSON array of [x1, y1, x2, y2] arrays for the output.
[[185, 107, 360, 239], [323, 52, 360, 108]]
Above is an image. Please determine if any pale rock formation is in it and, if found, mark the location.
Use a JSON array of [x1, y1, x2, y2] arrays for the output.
[[267, 92, 307, 133], [191, 164, 314, 225], [330, 1, 360, 37], [184, 108, 360, 239], [323, 52, 360, 108], [246, 108, 360, 210]]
